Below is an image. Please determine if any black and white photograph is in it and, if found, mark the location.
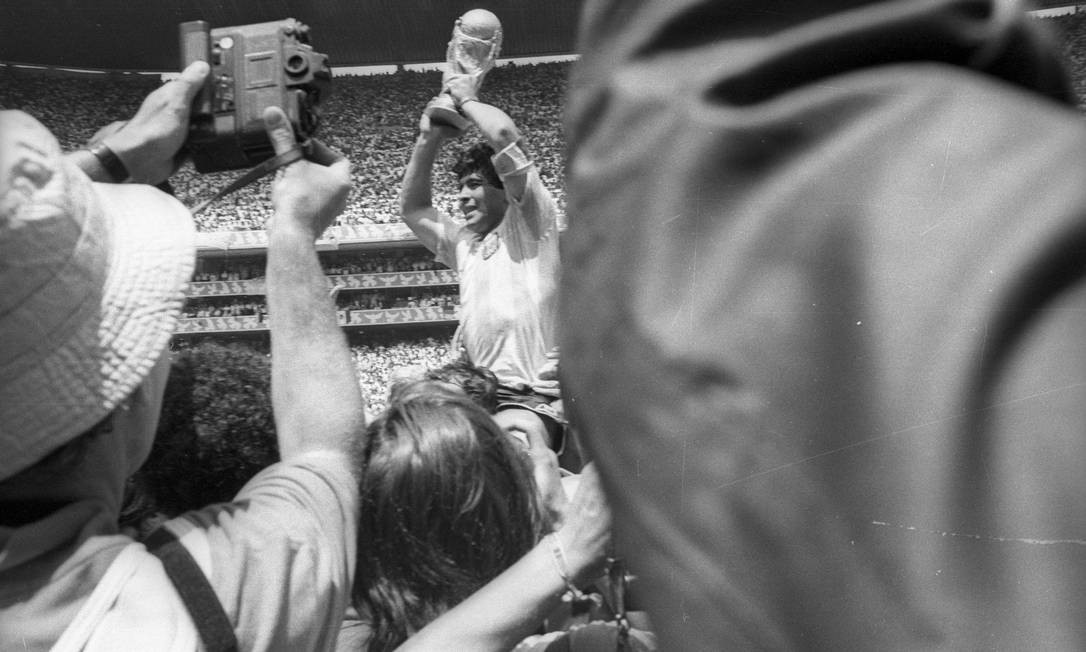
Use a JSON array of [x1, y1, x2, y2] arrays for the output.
[[2, 1, 1085, 650]]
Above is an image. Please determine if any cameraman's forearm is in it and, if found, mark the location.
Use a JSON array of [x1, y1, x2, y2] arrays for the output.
[[266, 222, 365, 462], [67, 136, 167, 185], [66, 150, 119, 183]]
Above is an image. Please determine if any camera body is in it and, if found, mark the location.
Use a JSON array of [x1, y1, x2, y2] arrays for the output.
[[180, 18, 331, 173]]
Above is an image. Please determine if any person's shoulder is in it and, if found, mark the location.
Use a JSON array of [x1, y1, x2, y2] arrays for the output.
[[245, 451, 359, 500], [70, 542, 203, 651], [168, 451, 358, 535]]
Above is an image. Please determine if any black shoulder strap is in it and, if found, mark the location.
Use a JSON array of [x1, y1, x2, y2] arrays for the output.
[[145, 527, 239, 652]]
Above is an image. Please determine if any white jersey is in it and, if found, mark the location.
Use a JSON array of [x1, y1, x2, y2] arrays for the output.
[[435, 144, 562, 390]]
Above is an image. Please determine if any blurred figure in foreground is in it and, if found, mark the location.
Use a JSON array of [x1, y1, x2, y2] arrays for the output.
[[563, 0, 1086, 649]]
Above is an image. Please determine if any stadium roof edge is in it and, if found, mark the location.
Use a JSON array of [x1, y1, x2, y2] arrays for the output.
[[0, 54, 579, 79]]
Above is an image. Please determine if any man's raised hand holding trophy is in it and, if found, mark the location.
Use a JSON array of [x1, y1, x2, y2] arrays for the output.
[[424, 9, 503, 132]]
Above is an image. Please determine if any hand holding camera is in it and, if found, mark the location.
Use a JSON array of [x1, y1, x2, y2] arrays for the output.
[[262, 106, 350, 241], [95, 61, 210, 185], [181, 18, 331, 173]]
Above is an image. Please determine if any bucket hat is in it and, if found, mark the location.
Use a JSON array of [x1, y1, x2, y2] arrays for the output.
[[0, 110, 195, 479]]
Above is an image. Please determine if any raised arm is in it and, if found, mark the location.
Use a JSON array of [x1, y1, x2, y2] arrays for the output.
[[399, 112, 459, 255], [263, 107, 365, 462], [444, 73, 527, 201]]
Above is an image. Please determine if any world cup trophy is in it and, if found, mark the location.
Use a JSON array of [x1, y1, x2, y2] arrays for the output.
[[424, 9, 503, 131]]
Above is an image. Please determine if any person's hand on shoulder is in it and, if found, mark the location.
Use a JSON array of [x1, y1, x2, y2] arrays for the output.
[[262, 106, 351, 241]]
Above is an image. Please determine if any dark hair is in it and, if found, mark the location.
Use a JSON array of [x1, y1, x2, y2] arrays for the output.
[[354, 381, 543, 651], [125, 341, 278, 523], [421, 358, 500, 413], [451, 141, 503, 190], [0, 415, 113, 526]]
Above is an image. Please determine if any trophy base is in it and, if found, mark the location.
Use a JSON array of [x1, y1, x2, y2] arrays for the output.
[[424, 95, 470, 131]]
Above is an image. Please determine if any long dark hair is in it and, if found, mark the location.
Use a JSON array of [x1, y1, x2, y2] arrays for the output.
[[354, 381, 544, 650]]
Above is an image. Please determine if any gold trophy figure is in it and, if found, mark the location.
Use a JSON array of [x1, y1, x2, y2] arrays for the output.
[[424, 9, 503, 131]]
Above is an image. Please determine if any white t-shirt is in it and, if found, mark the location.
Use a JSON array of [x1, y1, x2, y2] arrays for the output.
[[49, 451, 358, 652], [435, 144, 563, 390]]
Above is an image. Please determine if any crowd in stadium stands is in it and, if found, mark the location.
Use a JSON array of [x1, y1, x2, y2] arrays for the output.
[[1, 62, 569, 232], [5, 13, 1086, 233], [192, 259, 264, 282], [182, 289, 458, 317], [170, 334, 457, 417], [5, 14, 1086, 416], [5, 11, 1086, 422], [192, 249, 446, 282], [1043, 11, 1086, 108], [183, 299, 266, 318], [336, 256, 443, 273], [338, 289, 458, 311], [10, 7, 1086, 650], [350, 335, 456, 414], [322, 249, 447, 274], [0, 71, 152, 151]]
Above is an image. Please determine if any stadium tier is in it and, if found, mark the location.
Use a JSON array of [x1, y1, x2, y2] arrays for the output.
[[0, 63, 569, 232], [0, 63, 569, 374], [4, 11, 1085, 414]]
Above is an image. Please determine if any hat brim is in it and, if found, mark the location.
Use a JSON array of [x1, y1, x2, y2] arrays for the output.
[[0, 170, 195, 479]]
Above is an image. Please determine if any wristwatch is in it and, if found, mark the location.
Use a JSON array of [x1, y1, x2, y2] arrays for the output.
[[86, 141, 130, 183]]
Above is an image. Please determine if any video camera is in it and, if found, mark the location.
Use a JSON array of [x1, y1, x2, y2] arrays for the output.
[[180, 18, 331, 173]]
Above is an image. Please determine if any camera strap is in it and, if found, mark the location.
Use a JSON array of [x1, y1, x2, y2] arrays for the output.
[[145, 527, 238, 652], [190, 144, 307, 216]]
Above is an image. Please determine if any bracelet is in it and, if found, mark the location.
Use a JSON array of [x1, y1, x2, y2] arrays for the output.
[[86, 141, 129, 183], [546, 533, 588, 601]]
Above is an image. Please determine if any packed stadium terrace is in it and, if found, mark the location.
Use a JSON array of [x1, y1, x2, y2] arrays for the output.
[[172, 332, 456, 417], [1, 60, 572, 410], [4, 10, 1086, 414], [5, 10, 1086, 224], [0, 61, 569, 232], [179, 246, 460, 414]]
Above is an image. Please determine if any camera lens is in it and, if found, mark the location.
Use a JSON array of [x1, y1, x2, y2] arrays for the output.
[[285, 54, 308, 75]]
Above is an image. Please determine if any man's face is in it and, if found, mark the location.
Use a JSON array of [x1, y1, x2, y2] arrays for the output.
[[458, 172, 507, 235]]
